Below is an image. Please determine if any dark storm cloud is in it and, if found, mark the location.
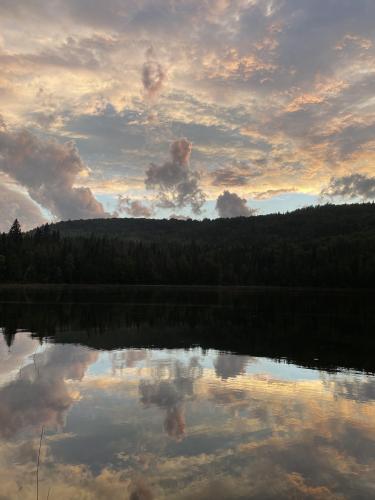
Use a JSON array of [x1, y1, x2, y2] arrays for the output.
[[145, 138, 206, 214], [116, 196, 153, 218], [321, 174, 375, 200], [215, 191, 256, 218], [0, 128, 109, 220]]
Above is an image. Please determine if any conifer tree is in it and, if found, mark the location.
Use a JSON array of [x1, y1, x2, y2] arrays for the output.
[[8, 219, 22, 240]]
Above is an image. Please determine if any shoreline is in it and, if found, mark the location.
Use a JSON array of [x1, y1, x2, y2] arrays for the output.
[[0, 283, 373, 294]]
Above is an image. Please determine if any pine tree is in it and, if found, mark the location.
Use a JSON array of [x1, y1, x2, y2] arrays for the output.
[[8, 219, 22, 241]]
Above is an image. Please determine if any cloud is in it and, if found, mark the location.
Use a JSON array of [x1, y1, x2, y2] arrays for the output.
[[211, 162, 262, 187], [170, 138, 191, 165], [145, 138, 206, 214], [252, 188, 297, 200], [116, 195, 153, 218], [215, 191, 256, 218], [0, 344, 98, 438], [0, 128, 109, 220], [0, 184, 46, 232], [321, 174, 375, 200], [2, 1, 375, 212], [142, 48, 166, 100], [0, 115, 6, 130]]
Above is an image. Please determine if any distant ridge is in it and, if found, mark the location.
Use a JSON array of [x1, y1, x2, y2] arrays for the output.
[[3, 203, 374, 287], [47, 203, 375, 244]]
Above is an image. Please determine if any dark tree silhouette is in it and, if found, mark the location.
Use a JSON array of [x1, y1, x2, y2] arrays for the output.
[[8, 219, 22, 240], [3, 327, 16, 349], [0, 204, 374, 287]]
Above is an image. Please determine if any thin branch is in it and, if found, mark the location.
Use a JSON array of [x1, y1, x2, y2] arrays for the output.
[[36, 426, 44, 500]]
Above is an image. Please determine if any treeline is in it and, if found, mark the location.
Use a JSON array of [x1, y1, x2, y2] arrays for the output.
[[1, 203, 375, 287], [53, 202, 375, 244]]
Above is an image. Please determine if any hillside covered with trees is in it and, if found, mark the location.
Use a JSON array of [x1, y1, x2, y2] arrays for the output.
[[0, 203, 375, 287]]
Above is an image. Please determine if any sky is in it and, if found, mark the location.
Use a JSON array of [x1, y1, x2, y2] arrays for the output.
[[0, 0, 375, 230]]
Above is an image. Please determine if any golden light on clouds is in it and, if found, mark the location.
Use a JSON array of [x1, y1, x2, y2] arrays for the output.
[[0, 335, 374, 499], [0, 0, 375, 226]]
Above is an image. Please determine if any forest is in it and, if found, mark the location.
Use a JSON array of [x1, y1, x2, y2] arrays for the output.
[[1, 203, 375, 287]]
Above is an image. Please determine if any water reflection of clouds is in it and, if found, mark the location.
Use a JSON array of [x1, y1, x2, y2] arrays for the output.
[[139, 357, 203, 440], [0, 334, 374, 498], [0, 331, 41, 385], [0, 343, 98, 438], [182, 383, 375, 499]]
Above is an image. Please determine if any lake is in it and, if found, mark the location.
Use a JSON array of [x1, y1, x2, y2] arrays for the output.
[[0, 286, 374, 499]]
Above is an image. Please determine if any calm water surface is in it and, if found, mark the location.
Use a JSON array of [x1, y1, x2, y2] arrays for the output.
[[0, 287, 374, 499]]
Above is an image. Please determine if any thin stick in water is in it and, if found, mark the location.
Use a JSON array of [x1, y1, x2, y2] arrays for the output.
[[36, 426, 44, 500]]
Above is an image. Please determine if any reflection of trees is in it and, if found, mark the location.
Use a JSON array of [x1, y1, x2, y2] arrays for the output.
[[321, 373, 375, 403], [214, 353, 254, 379], [0, 344, 97, 438], [112, 349, 148, 372], [139, 358, 202, 440], [2, 326, 16, 349], [1, 287, 374, 374]]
